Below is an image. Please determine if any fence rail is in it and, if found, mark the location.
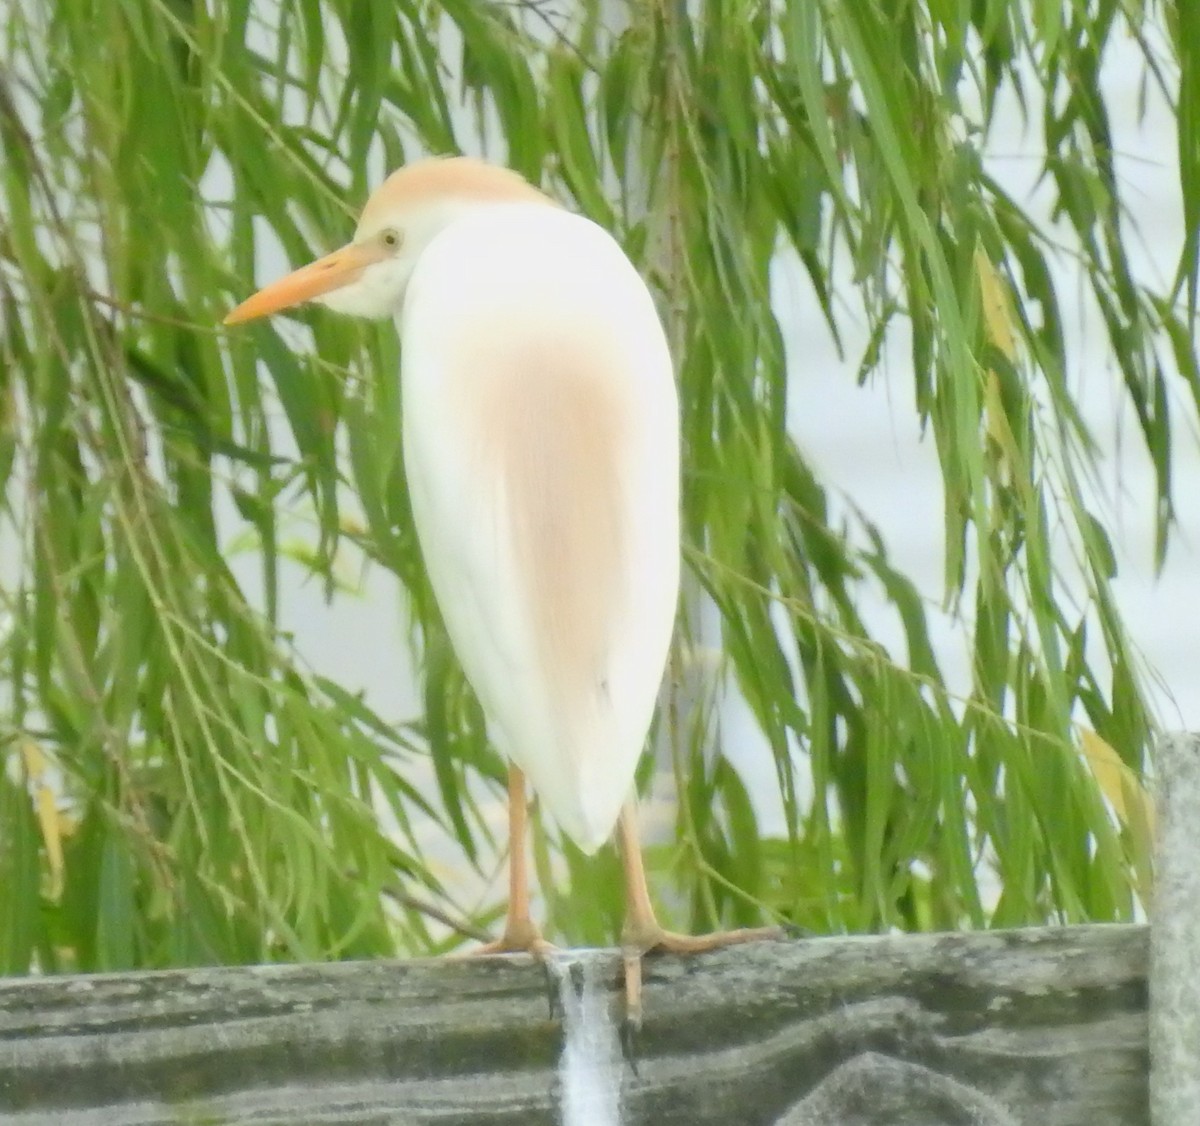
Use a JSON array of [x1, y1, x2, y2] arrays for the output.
[[0, 923, 1147, 1125]]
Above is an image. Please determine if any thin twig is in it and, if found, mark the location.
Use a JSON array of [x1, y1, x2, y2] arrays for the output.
[[380, 884, 491, 944]]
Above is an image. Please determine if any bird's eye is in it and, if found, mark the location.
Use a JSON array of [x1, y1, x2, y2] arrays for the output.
[[381, 229, 401, 249]]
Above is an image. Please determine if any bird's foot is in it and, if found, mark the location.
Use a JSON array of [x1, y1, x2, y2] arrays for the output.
[[627, 922, 783, 958], [450, 918, 563, 1020], [452, 916, 559, 961], [619, 921, 783, 1040]]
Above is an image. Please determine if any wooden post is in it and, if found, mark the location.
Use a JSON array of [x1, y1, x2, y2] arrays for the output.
[[0, 925, 1147, 1124], [1150, 733, 1200, 1125]]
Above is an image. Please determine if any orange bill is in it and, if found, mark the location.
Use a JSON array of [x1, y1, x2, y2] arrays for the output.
[[224, 242, 384, 325]]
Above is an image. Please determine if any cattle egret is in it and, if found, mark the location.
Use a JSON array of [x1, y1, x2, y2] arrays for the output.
[[225, 156, 776, 1020]]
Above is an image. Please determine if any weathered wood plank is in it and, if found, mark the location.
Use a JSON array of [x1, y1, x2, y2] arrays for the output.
[[1152, 733, 1200, 1126], [0, 924, 1147, 1125]]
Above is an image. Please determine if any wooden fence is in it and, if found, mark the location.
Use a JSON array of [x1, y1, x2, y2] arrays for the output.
[[0, 924, 1149, 1125], [2, 734, 1196, 1124]]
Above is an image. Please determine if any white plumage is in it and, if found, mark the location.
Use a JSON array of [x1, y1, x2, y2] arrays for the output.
[[401, 204, 678, 850], [226, 158, 773, 992]]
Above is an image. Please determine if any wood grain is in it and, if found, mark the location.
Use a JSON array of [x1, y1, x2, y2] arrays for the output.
[[0, 924, 1148, 1125]]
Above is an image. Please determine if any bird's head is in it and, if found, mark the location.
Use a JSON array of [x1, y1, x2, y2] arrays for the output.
[[224, 157, 551, 325]]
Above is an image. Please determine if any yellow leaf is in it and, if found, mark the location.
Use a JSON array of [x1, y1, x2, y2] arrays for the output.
[[19, 738, 65, 901], [975, 247, 1017, 362], [984, 368, 1022, 474], [1079, 729, 1155, 908], [975, 249, 1025, 484]]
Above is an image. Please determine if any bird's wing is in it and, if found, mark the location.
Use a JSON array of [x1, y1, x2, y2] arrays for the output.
[[400, 206, 679, 852]]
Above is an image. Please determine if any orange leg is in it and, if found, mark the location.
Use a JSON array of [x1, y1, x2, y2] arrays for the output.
[[617, 802, 780, 1025], [461, 764, 556, 958]]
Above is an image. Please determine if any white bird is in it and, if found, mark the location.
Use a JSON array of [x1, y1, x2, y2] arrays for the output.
[[225, 157, 774, 1018]]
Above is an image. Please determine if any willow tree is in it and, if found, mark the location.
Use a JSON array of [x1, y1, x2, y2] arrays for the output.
[[0, 0, 1191, 973]]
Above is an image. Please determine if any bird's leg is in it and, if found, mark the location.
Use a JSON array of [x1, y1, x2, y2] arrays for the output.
[[463, 764, 557, 959], [617, 802, 781, 1029]]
